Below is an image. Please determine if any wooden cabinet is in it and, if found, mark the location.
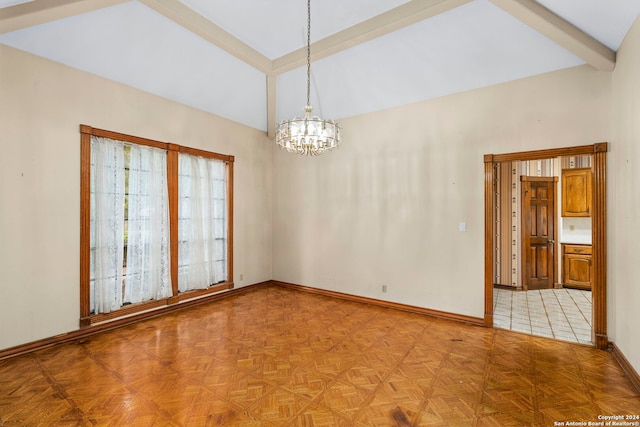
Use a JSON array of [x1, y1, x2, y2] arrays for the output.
[[562, 168, 592, 217], [562, 244, 592, 290]]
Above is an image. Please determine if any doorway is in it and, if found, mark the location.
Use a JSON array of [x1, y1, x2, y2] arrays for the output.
[[483, 143, 608, 350]]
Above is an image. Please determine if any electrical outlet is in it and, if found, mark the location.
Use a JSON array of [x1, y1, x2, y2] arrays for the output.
[[239, 273, 244, 281], [382, 285, 387, 293]]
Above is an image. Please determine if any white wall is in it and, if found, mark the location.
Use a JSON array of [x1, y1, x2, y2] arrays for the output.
[[611, 15, 640, 374], [0, 44, 273, 350], [273, 64, 611, 319]]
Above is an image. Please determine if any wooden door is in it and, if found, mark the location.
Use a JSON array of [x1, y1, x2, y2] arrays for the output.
[[521, 177, 557, 290]]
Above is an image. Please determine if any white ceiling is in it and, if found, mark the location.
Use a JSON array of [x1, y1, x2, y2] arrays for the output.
[[181, 0, 411, 60], [1, 0, 639, 134]]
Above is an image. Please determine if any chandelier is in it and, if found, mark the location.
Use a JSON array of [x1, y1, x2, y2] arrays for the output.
[[275, 0, 341, 156]]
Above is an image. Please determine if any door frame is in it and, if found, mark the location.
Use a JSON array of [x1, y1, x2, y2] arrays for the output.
[[484, 143, 608, 349]]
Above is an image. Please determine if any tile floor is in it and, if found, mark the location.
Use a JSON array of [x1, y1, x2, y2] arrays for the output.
[[493, 287, 593, 345]]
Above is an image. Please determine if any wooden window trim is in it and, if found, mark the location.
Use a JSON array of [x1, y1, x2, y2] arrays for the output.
[[79, 125, 235, 327]]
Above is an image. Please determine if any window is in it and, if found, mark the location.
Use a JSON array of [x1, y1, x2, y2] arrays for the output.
[[80, 125, 234, 326], [178, 153, 228, 292]]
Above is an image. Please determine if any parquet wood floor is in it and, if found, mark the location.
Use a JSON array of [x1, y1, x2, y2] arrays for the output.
[[1, 285, 639, 426]]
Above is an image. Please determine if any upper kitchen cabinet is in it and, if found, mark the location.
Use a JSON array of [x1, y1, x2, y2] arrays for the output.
[[562, 168, 592, 217]]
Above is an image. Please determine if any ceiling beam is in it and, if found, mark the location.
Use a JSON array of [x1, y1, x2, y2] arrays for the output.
[[272, 0, 474, 74], [139, 0, 273, 74], [489, 0, 615, 71], [0, 0, 127, 34]]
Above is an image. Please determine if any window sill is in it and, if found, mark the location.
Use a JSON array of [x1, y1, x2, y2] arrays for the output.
[[81, 281, 234, 327]]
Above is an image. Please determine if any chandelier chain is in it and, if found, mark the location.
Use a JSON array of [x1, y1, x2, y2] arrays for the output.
[[306, 0, 311, 108]]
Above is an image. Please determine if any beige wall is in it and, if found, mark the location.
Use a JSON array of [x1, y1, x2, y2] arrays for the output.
[[0, 44, 273, 350], [4, 28, 638, 378], [611, 16, 640, 373], [272, 64, 611, 319]]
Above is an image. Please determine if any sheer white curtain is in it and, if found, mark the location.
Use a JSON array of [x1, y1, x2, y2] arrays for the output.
[[124, 144, 172, 304], [90, 136, 171, 314], [178, 154, 227, 292], [90, 137, 125, 314]]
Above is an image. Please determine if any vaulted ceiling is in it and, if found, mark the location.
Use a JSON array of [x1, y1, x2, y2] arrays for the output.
[[1, 0, 639, 137]]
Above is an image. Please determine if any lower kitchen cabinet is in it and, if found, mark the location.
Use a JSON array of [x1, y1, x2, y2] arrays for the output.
[[562, 244, 592, 290]]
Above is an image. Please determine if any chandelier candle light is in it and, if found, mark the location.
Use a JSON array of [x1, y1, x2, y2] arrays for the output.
[[275, 0, 341, 156]]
